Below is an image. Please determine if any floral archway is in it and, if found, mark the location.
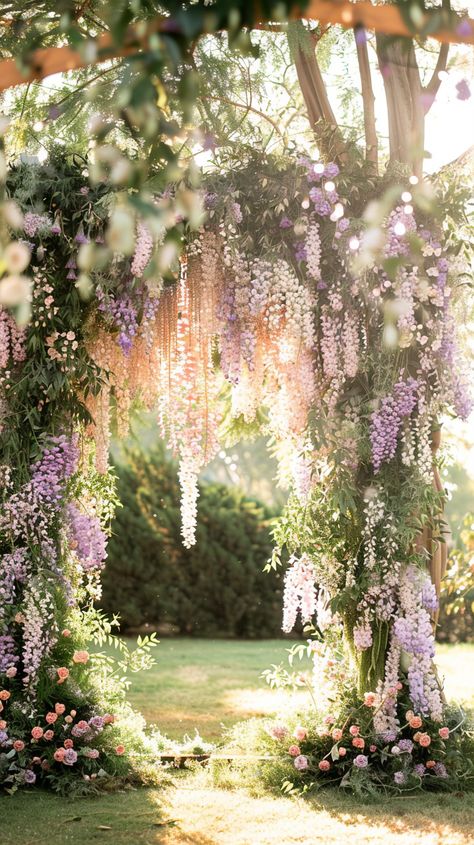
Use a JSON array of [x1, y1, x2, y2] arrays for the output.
[[0, 0, 473, 796]]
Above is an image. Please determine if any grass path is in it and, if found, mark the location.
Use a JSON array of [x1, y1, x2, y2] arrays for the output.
[[1, 640, 473, 845]]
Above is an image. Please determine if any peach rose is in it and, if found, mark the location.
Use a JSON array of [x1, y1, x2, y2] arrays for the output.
[[115, 745, 125, 755], [349, 725, 360, 736], [31, 727, 43, 740], [13, 740, 25, 752], [338, 747, 347, 757], [413, 731, 421, 742], [332, 728, 343, 742], [64, 716, 73, 724], [293, 726, 307, 742], [70, 710, 77, 717], [409, 716, 422, 729], [0, 690, 11, 701], [363, 692, 376, 707], [0, 720, 6, 730], [56, 667, 69, 683], [72, 650, 89, 664], [64, 739, 74, 749], [54, 748, 66, 763], [288, 745, 301, 757], [352, 736, 365, 749], [46, 712, 58, 724], [318, 760, 330, 771], [103, 714, 115, 725], [55, 703, 66, 715], [44, 730, 54, 741], [438, 727, 450, 740], [418, 733, 431, 748], [426, 760, 436, 769]]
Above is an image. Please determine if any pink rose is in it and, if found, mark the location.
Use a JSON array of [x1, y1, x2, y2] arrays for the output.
[[293, 726, 307, 742], [338, 747, 347, 757], [0, 720, 6, 730], [332, 728, 343, 742], [103, 714, 115, 725], [5, 667, 17, 678], [56, 667, 69, 683], [64, 738, 74, 749], [352, 737, 365, 749], [64, 715, 73, 724], [46, 712, 58, 724], [418, 733, 431, 748], [318, 760, 330, 771], [85, 748, 100, 759], [0, 690, 10, 701], [409, 716, 422, 729], [426, 760, 436, 769], [44, 730, 54, 741], [31, 727, 43, 740], [294, 755, 309, 771], [72, 650, 89, 664], [369, 744, 377, 753], [55, 703, 66, 715], [115, 745, 125, 755], [363, 692, 376, 707], [349, 725, 360, 736], [54, 748, 66, 762], [438, 727, 449, 740], [288, 745, 301, 757], [13, 740, 25, 752], [62, 629, 71, 637], [324, 715, 335, 725]]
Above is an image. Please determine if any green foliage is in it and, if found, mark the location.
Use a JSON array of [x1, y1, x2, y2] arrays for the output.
[[101, 440, 284, 637], [438, 514, 474, 643]]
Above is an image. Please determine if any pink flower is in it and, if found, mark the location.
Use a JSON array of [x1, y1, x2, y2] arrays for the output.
[[85, 748, 100, 759], [0, 721, 6, 730], [332, 728, 343, 742], [13, 740, 25, 751], [369, 744, 377, 753], [338, 747, 347, 757], [293, 726, 307, 742], [115, 745, 125, 755], [318, 760, 330, 771], [56, 667, 69, 683], [352, 737, 365, 749], [426, 760, 436, 769], [294, 755, 309, 771], [72, 650, 89, 664], [54, 748, 66, 762], [45, 712, 58, 724], [438, 727, 450, 740], [268, 724, 287, 741], [363, 692, 376, 707], [55, 703, 66, 715], [409, 716, 422, 729], [324, 715, 335, 725], [44, 730, 54, 741], [288, 745, 301, 757], [64, 739, 74, 749], [418, 733, 431, 748], [103, 714, 115, 725], [0, 691, 10, 701], [62, 629, 71, 637], [64, 716, 73, 724], [5, 667, 17, 678], [31, 727, 43, 740], [353, 755, 368, 768], [349, 725, 360, 736]]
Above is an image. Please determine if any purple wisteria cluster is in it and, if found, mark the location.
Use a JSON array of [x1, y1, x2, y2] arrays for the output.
[[370, 378, 419, 472], [67, 503, 108, 572], [97, 281, 140, 354]]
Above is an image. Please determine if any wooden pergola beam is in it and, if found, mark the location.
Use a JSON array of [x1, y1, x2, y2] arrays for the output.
[[0, 1, 472, 92]]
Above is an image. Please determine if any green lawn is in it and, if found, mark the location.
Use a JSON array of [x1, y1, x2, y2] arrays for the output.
[[124, 638, 474, 741], [1, 640, 473, 845]]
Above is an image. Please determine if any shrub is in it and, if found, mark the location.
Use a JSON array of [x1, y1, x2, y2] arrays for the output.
[[100, 442, 283, 637]]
